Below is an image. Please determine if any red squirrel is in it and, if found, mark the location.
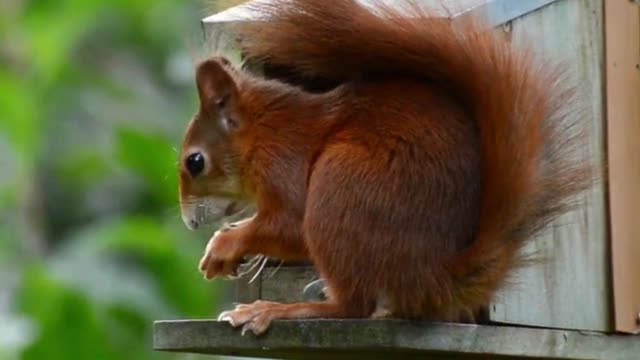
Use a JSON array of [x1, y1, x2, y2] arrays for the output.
[[178, 0, 592, 335]]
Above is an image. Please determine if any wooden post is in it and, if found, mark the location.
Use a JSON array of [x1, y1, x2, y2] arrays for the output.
[[604, 0, 640, 335]]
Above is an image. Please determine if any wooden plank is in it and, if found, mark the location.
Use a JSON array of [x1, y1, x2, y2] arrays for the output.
[[260, 266, 318, 303], [604, 0, 640, 335], [153, 319, 640, 360], [232, 265, 262, 304], [489, 0, 610, 331]]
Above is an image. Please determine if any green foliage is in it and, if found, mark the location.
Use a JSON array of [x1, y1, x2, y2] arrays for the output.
[[115, 128, 179, 209], [0, 0, 226, 359], [18, 267, 116, 360]]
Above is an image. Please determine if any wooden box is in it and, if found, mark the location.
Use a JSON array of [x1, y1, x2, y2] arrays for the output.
[[202, 0, 640, 334]]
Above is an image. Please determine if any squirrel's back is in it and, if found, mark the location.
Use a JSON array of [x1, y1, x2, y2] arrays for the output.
[[228, 0, 592, 318]]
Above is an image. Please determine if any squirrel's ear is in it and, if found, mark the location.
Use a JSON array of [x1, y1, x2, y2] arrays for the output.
[[195, 57, 239, 132]]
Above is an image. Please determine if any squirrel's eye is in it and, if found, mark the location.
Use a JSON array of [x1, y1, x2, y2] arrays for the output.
[[185, 153, 205, 178]]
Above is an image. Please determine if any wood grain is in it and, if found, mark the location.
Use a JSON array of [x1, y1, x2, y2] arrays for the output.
[[154, 319, 640, 359], [487, 0, 610, 332]]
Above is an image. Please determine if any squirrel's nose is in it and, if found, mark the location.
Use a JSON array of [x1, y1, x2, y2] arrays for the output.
[[189, 219, 200, 230]]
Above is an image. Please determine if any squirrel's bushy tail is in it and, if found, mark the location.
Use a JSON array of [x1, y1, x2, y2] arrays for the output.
[[234, 0, 592, 309]]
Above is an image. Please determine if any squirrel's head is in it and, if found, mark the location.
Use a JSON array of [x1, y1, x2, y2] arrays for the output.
[[178, 57, 248, 230]]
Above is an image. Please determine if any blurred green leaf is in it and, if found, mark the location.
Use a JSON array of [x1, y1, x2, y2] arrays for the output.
[[1, 0, 225, 359], [57, 151, 112, 190], [115, 128, 179, 209], [60, 216, 219, 317], [17, 266, 116, 360], [0, 71, 40, 161]]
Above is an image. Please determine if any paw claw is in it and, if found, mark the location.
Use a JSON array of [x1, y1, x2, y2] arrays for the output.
[[216, 301, 276, 336], [217, 312, 238, 326], [241, 323, 251, 336]]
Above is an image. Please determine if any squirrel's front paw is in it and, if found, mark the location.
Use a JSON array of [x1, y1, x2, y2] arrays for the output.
[[199, 230, 244, 280]]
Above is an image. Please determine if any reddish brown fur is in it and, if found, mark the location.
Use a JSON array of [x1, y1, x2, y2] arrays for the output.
[[179, 0, 592, 334]]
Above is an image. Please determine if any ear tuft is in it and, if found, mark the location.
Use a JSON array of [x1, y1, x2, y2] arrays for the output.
[[195, 57, 236, 110]]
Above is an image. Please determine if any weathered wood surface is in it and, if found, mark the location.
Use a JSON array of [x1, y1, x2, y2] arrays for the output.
[[488, 0, 610, 332], [154, 319, 640, 360], [604, 0, 640, 335], [231, 264, 318, 305], [260, 266, 318, 303]]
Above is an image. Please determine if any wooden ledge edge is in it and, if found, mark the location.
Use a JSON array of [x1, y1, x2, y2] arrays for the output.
[[153, 319, 640, 360]]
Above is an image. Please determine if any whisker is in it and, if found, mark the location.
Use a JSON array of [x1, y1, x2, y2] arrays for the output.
[[236, 254, 264, 278], [239, 254, 262, 271], [268, 260, 284, 278], [247, 254, 264, 267], [249, 256, 269, 284]]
